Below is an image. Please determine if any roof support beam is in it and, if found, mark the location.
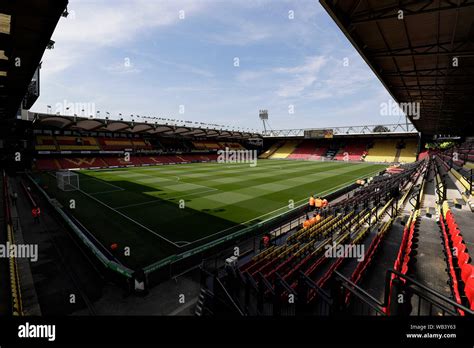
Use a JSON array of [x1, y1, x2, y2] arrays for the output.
[[351, 0, 474, 24]]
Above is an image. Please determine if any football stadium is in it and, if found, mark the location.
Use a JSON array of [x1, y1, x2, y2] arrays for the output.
[[1, 0, 474, 339]]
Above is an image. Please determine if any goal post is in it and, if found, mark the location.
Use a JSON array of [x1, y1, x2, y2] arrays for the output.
[[56, 171, 80, 191]]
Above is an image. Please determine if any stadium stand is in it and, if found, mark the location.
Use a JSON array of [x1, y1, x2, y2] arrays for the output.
[[397, 139, 418, 163], [365, 139, 398, 163], [261, 137, 417, 163], [59, 157, 108, 169], [56, 136, 100, 151], [437, 143, 474, 196], [35, 158, 62, 171], [103, 156, 142, 167], [286, 140, 315, 160], [439, 191, 474, 311], [34, 134, 206, 152], [418, 150, 429, 161], [157, 138, 190, 152], [269, 140, 301, 159], [259, 141, 283, 159], [223, 142, 245, 150], [34, 153, 219, 170], [34, 135, 57, 151], [323, 142, 340, 160], [334, 140, 368, 161], [97, 137, 133, 151], [192, 140, 223, 151], [34, 134, 159, 152], [287, 140, 328, 160], [131, 139, 153, 149]]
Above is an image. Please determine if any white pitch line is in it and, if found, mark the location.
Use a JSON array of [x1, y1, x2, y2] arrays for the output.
[[79, 175, 125, 191], [76, 188, 179, 247], [175, 241, 191, 246], [114, 188, 218, 210], [90, 188, 124, 195]]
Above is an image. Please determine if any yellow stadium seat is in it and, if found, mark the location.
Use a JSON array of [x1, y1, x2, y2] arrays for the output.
[[398, 140, 418, 163], [270, 140, 301, 159], [365, 139, 398, 163]]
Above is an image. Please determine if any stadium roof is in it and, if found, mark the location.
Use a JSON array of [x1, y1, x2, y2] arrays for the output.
[[320, 0, 474, 137], [0, 0, 68, 120], [262, 123, 418, 137], [29, 112, 262, 140]]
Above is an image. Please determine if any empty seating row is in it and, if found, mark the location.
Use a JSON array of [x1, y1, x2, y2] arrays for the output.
[[192, 141, 222, 150], [240, 245, 277, 273], [35, 135, 57, 150], [55, 136, 100, 151], [269, 140, 301, 159], [287, 141, 328, 160], [364, 139, 398, 163], [436, 155, 473, 195], [191, 141, 245, 151], [334, 141, 368, 161], [98, 137, 133, 150], [291, 216, 335, 243], [241, 204, 372, 293], [59, 157, 108, 169], [393, 210, 419, 279], [259, 142, 283, 159], [398, 140, 418, 163], [347, 217, 394, 297], [35, 158, 62, 170], [34, 135, 180, 151], [253, 244, 300, 278], [35, 154, 218, 171], [438, 140, 474, 172], [442, 204, 474, 311], [439, 212, 466, 313]]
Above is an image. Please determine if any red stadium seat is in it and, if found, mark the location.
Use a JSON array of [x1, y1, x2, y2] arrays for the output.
[[464, 278, 474, 310], [455, 244, 467, 257], [461, 264, 474, 283], [452, 235, 464, 247], [458, 252, 469, 267], [448, 225, 460, 236]]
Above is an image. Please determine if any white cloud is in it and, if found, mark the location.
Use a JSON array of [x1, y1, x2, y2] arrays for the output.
[[55, 0, 205, 46], [103, 60, 141, 74], [270, 54, 377, 101], [129, 50, 215, 78], [308, 57, 375, 100], [207, 21, 273, 46], [236, 70, 267, 83], [274, 55, 328, 97], [41, 0, 209, 78]]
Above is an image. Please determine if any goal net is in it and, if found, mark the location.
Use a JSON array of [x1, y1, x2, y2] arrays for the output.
[[56, 171, 80, 191]]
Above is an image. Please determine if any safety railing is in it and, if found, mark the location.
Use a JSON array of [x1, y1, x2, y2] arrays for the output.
[[2, 171, 24, 315]]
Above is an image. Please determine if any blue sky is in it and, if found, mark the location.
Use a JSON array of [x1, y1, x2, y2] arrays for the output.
[[33, 0, 406, 131]]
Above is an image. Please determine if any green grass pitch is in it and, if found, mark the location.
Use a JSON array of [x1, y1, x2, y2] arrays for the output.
[[38, 160, 386, 269]]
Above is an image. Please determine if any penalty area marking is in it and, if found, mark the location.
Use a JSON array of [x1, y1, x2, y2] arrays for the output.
[[90, 188, 124, 195], [47, 172, 179, 247], [76, 187, 180, 248], [80, 175, 125, 191]]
